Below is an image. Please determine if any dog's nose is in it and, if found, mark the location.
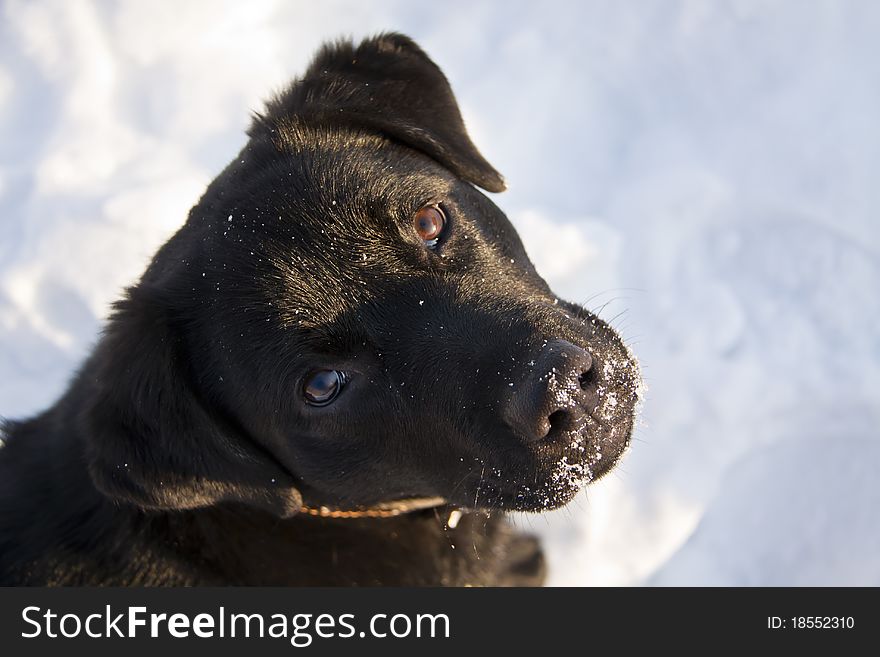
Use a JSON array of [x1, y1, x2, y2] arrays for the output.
[[503, 339, 596, 444]]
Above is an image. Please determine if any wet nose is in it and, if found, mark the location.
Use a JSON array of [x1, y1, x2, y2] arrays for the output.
[[502, 339, 597, 444]]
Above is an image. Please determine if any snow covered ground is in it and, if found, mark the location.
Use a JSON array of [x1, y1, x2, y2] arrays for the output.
[[1, 1, 878, 585]]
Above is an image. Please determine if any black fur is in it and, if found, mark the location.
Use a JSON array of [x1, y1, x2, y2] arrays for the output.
[[0, 33, 640, 586]]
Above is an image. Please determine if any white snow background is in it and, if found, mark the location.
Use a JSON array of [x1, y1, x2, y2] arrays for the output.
[[1, 0, 878, 586]]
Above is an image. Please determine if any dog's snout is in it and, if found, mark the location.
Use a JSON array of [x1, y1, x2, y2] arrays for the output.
[[503, 339, 596, 444]]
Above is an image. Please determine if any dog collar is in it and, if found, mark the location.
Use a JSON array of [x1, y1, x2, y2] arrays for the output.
[[298, 496, 448, 519]]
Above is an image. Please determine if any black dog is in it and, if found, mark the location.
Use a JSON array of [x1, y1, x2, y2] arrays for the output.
[[0, 34, 640, 586]]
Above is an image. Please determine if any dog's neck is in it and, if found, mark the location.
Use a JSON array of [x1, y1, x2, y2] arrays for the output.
[[0, 407, 484, 585]]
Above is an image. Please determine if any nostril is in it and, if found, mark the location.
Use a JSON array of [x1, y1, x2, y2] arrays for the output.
[[578, 368, 596, 390], [547, 409, 567, 431], [527, 409, 568, 444], [540, 407, 584, 442]]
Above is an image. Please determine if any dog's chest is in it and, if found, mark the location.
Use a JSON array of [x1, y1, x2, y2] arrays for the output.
[[177, 510, 546, 586]]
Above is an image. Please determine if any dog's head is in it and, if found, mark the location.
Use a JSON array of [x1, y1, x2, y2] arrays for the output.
[[82, 34, 641, 518]]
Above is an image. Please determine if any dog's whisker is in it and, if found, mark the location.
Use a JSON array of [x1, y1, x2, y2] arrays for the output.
[[580, 287, 646, 311], [605, 308, 630, 328], [591, 296, 626, 318]]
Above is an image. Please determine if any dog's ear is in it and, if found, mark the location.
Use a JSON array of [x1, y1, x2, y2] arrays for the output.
[[252, 32, 505, 192], [79, 286, 302, 518]]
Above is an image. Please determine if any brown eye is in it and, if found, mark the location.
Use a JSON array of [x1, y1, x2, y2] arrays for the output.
[[413, 205, 446, 245], [303, 370, 345, 406]]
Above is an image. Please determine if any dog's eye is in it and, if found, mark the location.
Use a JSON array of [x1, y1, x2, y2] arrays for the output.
[[303, 370, 345, 406], [413, 205, 446, 246]]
